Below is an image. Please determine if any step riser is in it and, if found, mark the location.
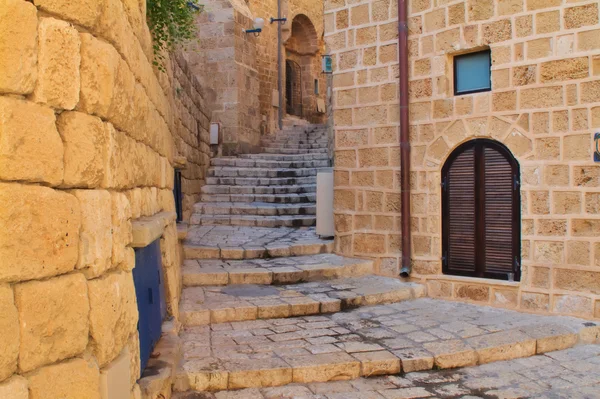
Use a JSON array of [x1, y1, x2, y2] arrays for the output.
[[184, 240, 333, 260], [263, 148, 328, 154], [210, 160, 329, 168], [208, 169, 321, 178], [201, 185, 316, 195], [189, 215, 316, 228], [238, 154, 329, 161], [182, 258, 374, 287], [206, 177, 316, 186], [193, 205, 316, 216], [200, 194, 316, 203]]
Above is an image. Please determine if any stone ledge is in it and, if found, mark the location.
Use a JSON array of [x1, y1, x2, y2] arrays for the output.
[[422, 274, 521, 288], [177, 222, 188, 241], [131, 212, 177, 248], [138, 330, 182, 399]]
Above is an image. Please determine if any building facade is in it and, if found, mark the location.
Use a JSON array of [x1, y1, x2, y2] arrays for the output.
[[326, 0, 600, 318]]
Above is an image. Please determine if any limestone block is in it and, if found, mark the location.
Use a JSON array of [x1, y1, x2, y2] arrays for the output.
[[0, 375, 28, 399], [15, 273, 90, 372], [127, 333, 141, 386], [58, 111, 108, 188], [0, 183, 80, 282], [72, 189, 113, 278], [111, 192, 133, 267], [0, 285, 19, 382], [540, 57, 589, 83], [0, 97, 64, 185], [33, 0, 103, 29], [467, 0, 493, 21], [0, 0, 37, 94], [564, 3, 599, 29], [88, 271, 138, 367], [79, 33, 120, 118], [99, 347, 131, 399], [32, 18, 81, 110], [27, 357, 101, 399]]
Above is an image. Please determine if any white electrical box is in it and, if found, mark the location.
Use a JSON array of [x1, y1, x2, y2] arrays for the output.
[[210, 123, 220, 145], [316, 168, 334, 238]]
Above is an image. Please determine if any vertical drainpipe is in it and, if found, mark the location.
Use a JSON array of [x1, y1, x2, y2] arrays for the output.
[[398, 0, 411, 277], [277, 0, 283, 130]]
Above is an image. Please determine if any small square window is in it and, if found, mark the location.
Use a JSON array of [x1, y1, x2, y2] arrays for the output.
[[454, 50, 491, 96]]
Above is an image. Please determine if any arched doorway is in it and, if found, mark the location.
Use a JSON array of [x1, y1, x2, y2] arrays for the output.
[[442, 139, 521, 281], [286, 60, 302, 117], [284, 14, 321, 121]]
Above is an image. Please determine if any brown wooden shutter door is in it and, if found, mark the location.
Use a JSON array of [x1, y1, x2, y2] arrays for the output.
[[442, 140, 520, 281], [444, 145, 477, 275]]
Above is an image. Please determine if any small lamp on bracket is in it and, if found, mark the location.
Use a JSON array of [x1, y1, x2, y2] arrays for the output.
[[244, 17, 265, 36], [270, 16, 287, 24]]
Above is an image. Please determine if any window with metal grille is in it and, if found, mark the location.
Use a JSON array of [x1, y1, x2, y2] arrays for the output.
[[454, 50, 491, 95], [442, 139, 521, 281]]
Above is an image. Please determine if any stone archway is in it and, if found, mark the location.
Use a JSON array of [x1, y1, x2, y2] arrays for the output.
[[284, 14, 323, 122]]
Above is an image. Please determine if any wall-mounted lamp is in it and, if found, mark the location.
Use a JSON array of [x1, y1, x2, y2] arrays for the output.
[[270, 17, 287, 24], [244, 17, 265, 36]]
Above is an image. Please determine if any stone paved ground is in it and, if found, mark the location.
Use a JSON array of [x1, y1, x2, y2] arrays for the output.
[[174, 344, 600, 398], [175, 299, 600, 392]]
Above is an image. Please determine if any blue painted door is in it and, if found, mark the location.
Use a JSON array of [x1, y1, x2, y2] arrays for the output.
[[133, 239, 166, 372]]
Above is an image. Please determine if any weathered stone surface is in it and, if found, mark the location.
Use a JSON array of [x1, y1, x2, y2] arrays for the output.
[[111, 192, 133, 267], [78, 33, 120, 117], [0, 97, 64, 185], [0, 285, 19, 382], [27, 357, 101, 399], [31, 17, 81, 110], [33, 0, 102, 29], [0, 0, 37, 94], [0, 183, 80, 282], [14, 273, 89, 372], [72, 189, 113, 278], [88, 271, 138, 367], [0, 375, 28, 399], [58, 111, 108, 188]]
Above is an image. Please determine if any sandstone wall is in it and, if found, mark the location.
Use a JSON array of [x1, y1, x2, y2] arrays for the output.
[[326, 0, 600, 319], [0, 0, 211, 396]]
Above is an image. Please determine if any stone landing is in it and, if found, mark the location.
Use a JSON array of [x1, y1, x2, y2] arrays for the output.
[[174, 299, 599, 393]]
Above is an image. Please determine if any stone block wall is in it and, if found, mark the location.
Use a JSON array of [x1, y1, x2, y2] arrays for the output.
[[325, 0, 600, 319], [0, 0, 211, 396]]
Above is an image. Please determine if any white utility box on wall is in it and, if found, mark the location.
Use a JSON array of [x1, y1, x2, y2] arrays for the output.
[[316, 168, 334, 238], [210, 122, 220, 145]]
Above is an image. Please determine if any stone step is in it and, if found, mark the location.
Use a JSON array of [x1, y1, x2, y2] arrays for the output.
[[201, 184, 316, 195], [206, 176, 316, 186], [193, 202, 316, 216], [179, 275, 425, 326], [239, 153, 329, 161], [208, 167, 324, 178], [182, 254, 374, 287], [263, 147, 328, 154], [260, 143, 327, 150], [183, 226, 332, 260], [174, 298, 595, 392], [189, 214, 316, 228], [210, 158, 329, 169], [200, 192, 316, 203]]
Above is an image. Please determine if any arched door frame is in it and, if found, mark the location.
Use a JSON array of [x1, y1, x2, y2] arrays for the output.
[[285, 59, 303, 117], [441, 138, 521, 281]]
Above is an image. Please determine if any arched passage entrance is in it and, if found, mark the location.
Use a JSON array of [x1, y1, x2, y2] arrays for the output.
[[442, 139, 521, 281], [284, 14, 322, 122]]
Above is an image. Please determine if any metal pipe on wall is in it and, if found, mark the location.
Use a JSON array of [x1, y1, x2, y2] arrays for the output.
[[398, 0, 411, 277], [277, 0, 283, 130]]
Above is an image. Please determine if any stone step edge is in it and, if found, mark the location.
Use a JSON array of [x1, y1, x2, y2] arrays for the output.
[[182, 258, 374, 287], [183, 240, 334, 260], [172, 326, 600, 393], [179, 282, 425, 327]]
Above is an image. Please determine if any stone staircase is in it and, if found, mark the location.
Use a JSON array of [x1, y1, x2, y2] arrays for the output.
[[191, 118, 330, 228], [175, 118, 428, 393], [172, 117, 600, 396]]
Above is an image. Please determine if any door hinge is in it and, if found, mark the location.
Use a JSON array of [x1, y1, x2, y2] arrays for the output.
[[441, 177, 447, 192], [442, 251, 448, 266], [513, 175, 520, 190]]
